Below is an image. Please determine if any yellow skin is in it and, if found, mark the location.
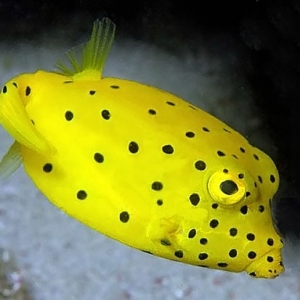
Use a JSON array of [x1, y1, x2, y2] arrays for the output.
[[0, 19, 284, 278]]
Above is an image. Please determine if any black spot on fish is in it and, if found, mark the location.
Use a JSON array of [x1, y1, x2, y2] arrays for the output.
[[189, 193, 200, 206], [25, 86, 31, 96], [209, 219, 219, 228], [174, 250, 183, 258], [247, 233, 255, 241], [148, 109, 156, 115], [101, 109, 110, 120], [156, 199, 163, 206], [141, 250, 153, 255], [218, 263, 228, 268], [166, 101, 175, 106], [188, 105, 197, 110], [129, 141, 139, 154], [229, 228, 238, 236], [212, 203, 218, 209], [202, 127, 210, 132], [94, 153, 104, 163], [119, 211, 130, 223], [240, 205, 248, 215], [160, 238, 171, 246], [89, 90, 96, 95], [2, 85, 7, 93], [162, 145, 174, 154], [77, 190, 87, 200], [43, 163, 53, 173], [270, 174, 276, 183], [217, 150, 225, 157], [229, 249, 237, 258], [195, 160, 206, 171], [152, 181, 163, 191], [267, 238, 274, 246], [198, 253, 208, 260], [188, 229, 196, 238], [248, 251, 256, 259], [185, 131, 195, 138], [200, 238, 208, 245], [65, 111, 74, 121], [253, 154, 259, 160], [110, 85, 119, 89]]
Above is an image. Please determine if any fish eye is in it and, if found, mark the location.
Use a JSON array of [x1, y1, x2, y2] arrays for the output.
[[208, 171, 246, 205], [220, 180, 238, 195]]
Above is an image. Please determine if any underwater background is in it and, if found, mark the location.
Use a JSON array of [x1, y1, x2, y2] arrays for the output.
[[0, 0, 300, 299]]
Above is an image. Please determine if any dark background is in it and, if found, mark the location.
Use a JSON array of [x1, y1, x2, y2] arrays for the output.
[[1, 0, 300, 239]]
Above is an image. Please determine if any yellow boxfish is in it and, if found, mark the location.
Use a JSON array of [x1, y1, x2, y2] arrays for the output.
[[0, 18, 284, 278]]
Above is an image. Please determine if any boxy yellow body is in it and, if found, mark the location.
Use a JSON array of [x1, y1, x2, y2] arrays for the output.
[[0, 19, 283, 278]]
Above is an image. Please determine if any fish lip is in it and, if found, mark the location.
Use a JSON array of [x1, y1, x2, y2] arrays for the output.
[[245, 248, 284, 278]]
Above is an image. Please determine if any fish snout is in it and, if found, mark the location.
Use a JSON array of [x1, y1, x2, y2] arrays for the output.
[[245, 249, 284, 278]]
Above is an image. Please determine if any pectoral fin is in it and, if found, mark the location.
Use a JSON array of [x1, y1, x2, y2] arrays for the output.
[[0, 141, 22, 178], [0, 82, 54, 155]]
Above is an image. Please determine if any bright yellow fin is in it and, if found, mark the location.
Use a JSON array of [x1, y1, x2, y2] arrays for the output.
[[0, 82, 54, 155], [0, 141, 22, 178], [56, 18, 116, 80]]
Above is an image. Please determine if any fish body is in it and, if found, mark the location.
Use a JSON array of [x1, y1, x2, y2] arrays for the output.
[[0, 19, 284, 278]]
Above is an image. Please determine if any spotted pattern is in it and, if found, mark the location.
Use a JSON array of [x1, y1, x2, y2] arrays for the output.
[[174, 250, 183, 258], [129, 141, 139, 154], [194, 160, 206, 171], [77, 190, 87, 200], [11, 72, 281, 279], [200, 238, 208, 245], [156, 199, 163, 206], [152, 182, 163, 191], [162, 145, 174, 154], [94, 153, 104, 163], [148, 109, 156, 115], [119, 211, 130, 223], [43, 163, 53, 173], [65, 111, 74, 121], [25, 86, 31, 96], [101, 110, 110, 120], [188, 229, 196, 238], [189, 193, 200, 206], [185, 131, 195, 138]]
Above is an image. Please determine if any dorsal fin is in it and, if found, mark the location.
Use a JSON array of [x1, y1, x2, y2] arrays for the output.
[[56, 18, 116, 80]]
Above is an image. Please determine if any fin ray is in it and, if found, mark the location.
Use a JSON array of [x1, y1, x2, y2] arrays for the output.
[[56, 18, 116, 78], [0, 141, 22, 179]]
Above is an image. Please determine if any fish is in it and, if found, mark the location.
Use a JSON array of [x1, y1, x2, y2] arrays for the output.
[[0, 18, 284, 278]]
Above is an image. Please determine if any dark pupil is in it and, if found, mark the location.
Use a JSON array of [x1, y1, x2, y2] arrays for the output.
[[220, 180, 238, 195]]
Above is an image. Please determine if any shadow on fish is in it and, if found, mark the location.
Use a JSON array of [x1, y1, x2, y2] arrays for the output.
[[0, 18, 284, 278]]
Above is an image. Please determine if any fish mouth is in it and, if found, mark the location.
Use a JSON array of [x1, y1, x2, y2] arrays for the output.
[[245, 249, 284, 278], [0, 81, 54, 155]]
